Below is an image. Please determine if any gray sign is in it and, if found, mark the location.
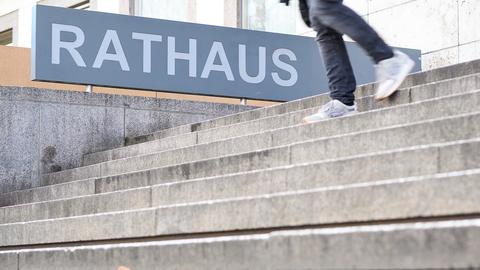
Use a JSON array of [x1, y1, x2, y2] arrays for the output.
[[32, 5, 421, 102]]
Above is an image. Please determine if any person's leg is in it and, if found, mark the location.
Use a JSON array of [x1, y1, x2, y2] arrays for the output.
[[303, 20, 358, 123], [315, 24, 356, 106], [307, 0, 393, 64]]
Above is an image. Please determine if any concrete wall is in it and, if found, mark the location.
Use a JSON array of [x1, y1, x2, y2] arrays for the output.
[[0, 86, 256, 194]]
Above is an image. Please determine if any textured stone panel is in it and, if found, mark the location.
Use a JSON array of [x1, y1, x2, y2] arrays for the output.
[[344, 0, 368, 15], [422, 47, 459, 70], [0, 253, 17, 269], [459, 40, 480, 63], [369, 0, 458, 53], [124, 108, 215, 138], [39, 103, 125, 174], [368, 0, 413, 13], [459, 0, 480, 44], [0, 100, 41, 192]]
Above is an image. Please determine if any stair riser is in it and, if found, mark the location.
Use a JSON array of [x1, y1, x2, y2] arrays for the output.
[[154, 174, 480, 235], [4, 106, 478, 218], [83, 73, 480, 166], [198, 74, 480, 144], [99, 112, 480, 182], [99, 139, 480, 197], [51, 109, 480, 191], [3, 221, 480, 269], [0, 181, 94, 209], [2, 137, 479, 225], [1, 166, 479, 246], [273, 90, 480, 146], [128, 59, 480, 144], [46, 87, 480, 186], [0, 188, 151, 224], [83, 132, 198, 167], [7, 99, 480, 208]]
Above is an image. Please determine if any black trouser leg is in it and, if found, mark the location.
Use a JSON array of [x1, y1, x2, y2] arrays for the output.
[[308, 0, 394, 63], [307, 0, 394, 105], [315, 25, 356, 105]]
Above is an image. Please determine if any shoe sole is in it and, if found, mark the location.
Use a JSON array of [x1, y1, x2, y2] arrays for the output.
[[375, 58, 415, 101]]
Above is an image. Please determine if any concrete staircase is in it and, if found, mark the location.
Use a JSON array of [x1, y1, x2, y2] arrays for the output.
[[1, 60, 480, 269]]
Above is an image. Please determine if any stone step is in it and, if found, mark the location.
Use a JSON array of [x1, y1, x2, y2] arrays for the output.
[[83, 109, 480, 184], [3, 134, 480, 216], [6, 91, 479, 207], [83, 72, 480, 166], [47, 88, 480, 187], [1, 165, 479, 246], [2, 111, 479, 215], [2, 139, 480, 226], [2, 218, 479, 269], [124, 59, 480, 146]]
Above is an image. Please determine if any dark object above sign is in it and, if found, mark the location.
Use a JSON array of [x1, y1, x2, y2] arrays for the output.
[[31, 5, 421, 102]]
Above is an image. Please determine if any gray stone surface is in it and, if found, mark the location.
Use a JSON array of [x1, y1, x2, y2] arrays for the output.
[[0, 219, 475, 269], [0, 100, 41, 194], [83, 132, 198, 166], [11, 109, 479, 223], [39, 103, 124, 174], [154, 171, 480, 235], [97, 138, 480, 195], [1, 163, 479, 246], [1, 187, 151, 224], [7, 112, 479, 209], [0, 179, 94, 207], [0, 87, 255, 194], [123, 71, 480, 153], [2, 134, 479, 222], [82, 72, 480, 167], [0, 253, 17, 269], [125, 59, 480, 145], [89, 111, 480, 184], [41, 89, 480, 189], [0, 209, 156, 246]]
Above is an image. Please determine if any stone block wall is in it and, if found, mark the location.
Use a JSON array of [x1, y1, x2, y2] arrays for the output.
[[333, 0, 479, 70], [270, 0, 480, 70], [0, 86, 256, 194]]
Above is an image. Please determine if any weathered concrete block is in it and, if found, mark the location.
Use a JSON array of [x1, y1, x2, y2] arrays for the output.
[[2, 187, 151, 224], [460, 41, 480, 63], [0, 100, 41, 192], [0, 209, 156, 246], [459, 0, 480, 44], [39, 103, 124, 174], [0, 252, 17, 270], [0, 86, 254, 194], [0, 179, 95, 207], [369, 0, 458, 53], [12, 220, 480, 269]]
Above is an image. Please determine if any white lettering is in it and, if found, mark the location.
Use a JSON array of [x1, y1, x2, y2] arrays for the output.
[[132, 32, 163, 73], [167, 37, 197, 77], [51, 23, 86, 67], [239, 44, 266, 84], [93, 30, 130, 71], [201, 42, 234, 81], [272, 48, 298, 87]]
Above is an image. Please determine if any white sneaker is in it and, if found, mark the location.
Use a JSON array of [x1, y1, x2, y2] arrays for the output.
[[375, 50, 415, 101], [303, 100, 357, 124]]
